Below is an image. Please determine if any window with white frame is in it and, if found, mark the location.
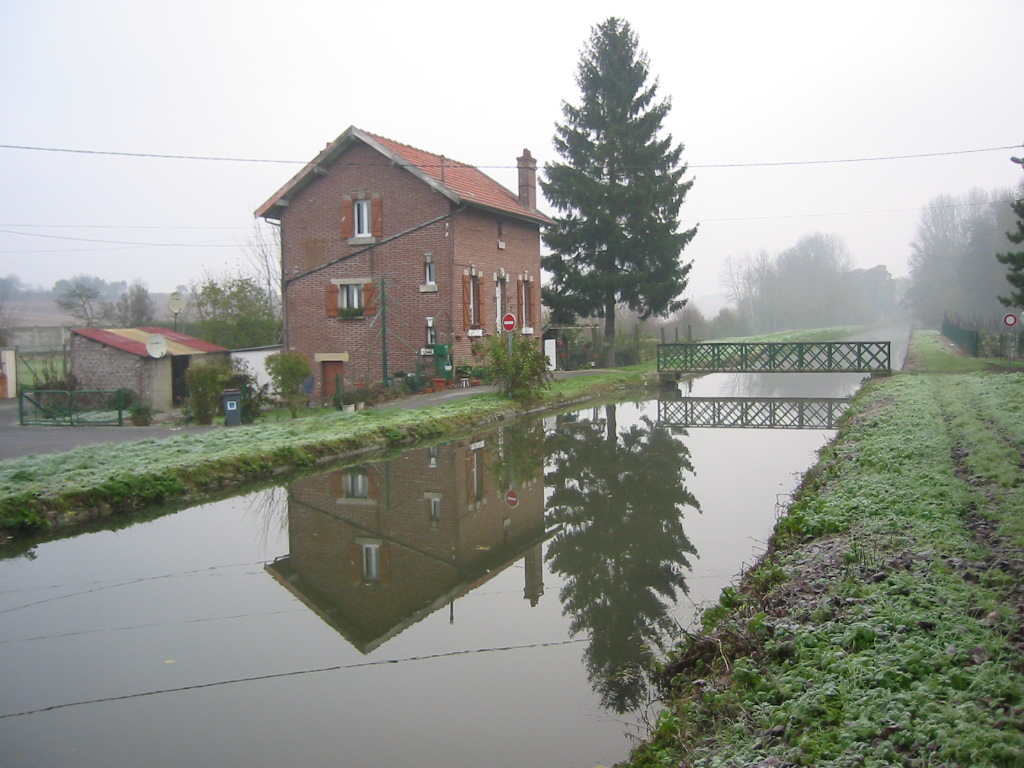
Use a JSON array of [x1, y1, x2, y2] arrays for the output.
[[424, 257, 436, 285], [428, 496, 441, 525], [425, 317, 437, 346], [340, 283, 363, 311], [343, 472, 369, 498], [361, 542, 381, 581], [468, 274, 481, 327], [353, 199, 372, 238], [495, 275, 507, 331], [521, 279, 534, 330]]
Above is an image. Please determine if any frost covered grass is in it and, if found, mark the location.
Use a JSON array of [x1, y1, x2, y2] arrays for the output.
[[0, 371, 641, 532], [627, 332, 1024, 768]]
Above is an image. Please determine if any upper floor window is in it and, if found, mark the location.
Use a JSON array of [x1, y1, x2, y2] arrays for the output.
[[522, 281, 533, 326], [425, 258, 436, 285], [495, 274, 507, 331], [342, 194, 382, 241], [463, 270, 483, 332], [326, 279, 377, 318], [354, 199, 372, 238]]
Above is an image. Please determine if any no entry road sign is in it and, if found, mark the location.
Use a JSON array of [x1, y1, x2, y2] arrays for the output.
[[502, 313, 516, 332]]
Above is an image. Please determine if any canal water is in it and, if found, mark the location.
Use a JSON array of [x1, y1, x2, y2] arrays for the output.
[[0, 335, 905, 767]]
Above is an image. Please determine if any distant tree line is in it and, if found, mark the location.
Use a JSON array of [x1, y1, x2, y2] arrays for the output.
[[695, 232, 898, 337], [906, 186, 1020, 328], [0, 268, 282, 351]]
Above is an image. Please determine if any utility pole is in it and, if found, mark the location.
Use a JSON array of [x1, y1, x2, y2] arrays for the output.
[[380, 278, 389, 386]]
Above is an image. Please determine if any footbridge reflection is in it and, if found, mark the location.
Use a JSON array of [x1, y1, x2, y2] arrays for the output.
[[659, 396, 852, 429]]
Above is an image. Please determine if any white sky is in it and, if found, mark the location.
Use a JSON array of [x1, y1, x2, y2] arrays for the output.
[[1, 0, 1022, 309]]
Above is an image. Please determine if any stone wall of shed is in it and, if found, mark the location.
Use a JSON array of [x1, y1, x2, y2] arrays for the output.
[[70, 335, 161, 407]]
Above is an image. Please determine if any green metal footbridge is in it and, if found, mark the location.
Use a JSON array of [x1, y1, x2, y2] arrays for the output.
[[657, 341, 891, 375], [659, 396, 852, 430]]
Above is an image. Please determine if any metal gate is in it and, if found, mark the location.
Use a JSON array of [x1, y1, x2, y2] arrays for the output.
[[19, 389, 125, 426]]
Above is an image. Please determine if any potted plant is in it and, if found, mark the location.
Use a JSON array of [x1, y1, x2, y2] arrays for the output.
[[129, 401, 153, 426]]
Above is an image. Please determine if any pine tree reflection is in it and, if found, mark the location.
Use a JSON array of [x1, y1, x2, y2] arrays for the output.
[[545, 405, 700, 713]]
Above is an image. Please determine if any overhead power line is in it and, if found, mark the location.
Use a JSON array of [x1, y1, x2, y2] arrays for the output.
[[0, 142, 1020, 170], [0, 227, 239, 247]]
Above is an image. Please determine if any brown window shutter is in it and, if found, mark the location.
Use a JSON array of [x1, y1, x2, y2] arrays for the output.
[[341, 198, 354, 239], [325, 283, 340, 317], [462, 274, 472, 330], [516, 280, 524, 326], [474, 278, 484, 329], [363, 282, 378, 314], [368, 468, 382, 501], [480, 447, 491, 498], [329, 470, 344, 498], [371, 196, 383, 237], [349, 543, 362, 581]]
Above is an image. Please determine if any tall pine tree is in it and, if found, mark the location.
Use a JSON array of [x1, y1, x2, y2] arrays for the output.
[[997, 181, 1024, 309], [541, 17, 697, 365]]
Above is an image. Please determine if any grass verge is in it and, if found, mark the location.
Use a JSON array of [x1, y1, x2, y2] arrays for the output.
[[624, 330, 1024, 768], [0, 370, 643, 536]]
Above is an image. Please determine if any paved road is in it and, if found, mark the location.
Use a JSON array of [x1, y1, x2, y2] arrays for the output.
[[0, 398, 219, 461]]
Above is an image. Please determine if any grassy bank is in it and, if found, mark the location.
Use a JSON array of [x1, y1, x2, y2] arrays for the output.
[[0, 371, 643, 533], [626, 331, 1024, 767], [1, 326, 880, 536]]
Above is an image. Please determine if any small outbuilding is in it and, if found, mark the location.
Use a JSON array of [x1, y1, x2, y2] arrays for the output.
[[70, 327, 229, 412]]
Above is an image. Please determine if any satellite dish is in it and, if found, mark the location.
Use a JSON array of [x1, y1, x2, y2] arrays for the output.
[[167, 291, 186, 315], [146, 333, 168, 359]]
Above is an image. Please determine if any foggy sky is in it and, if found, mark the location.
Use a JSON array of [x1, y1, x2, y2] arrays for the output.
[[2, 0, 1022, 310]]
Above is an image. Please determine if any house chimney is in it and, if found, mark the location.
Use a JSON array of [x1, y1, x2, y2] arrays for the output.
[[517, 149, 537, 210]]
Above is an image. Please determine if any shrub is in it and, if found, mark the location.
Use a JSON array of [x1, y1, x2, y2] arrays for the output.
[[185, 360, 232, 425], [478, 334, 552, 403], [265, 351, 312, 418]]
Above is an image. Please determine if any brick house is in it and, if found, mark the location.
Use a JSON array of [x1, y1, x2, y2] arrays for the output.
[[266, 432, 546, 652], [255, 126, 551, 403], [70, 327, 229, 411]]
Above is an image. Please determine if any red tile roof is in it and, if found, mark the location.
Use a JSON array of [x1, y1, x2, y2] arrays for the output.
[[255, 126, 551, 226], [72, 327, 228, 357]]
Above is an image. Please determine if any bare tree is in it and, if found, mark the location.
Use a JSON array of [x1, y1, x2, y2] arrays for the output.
[[109, 281, 156, 327], [54, 275, 108, 327], [244, 221, 282, 318], [0, 275, 23, 345]]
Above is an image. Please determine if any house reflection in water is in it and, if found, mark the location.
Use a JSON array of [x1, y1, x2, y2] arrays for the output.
[[267, 434, 549, 653]]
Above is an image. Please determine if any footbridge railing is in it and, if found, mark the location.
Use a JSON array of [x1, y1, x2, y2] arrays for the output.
[[659, 396, 852, 430], [657, 341, 890, 374]]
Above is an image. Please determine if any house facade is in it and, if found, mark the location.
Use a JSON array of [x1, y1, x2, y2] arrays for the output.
[[266, 429, 547, 652], [255, 126, 550, 403]]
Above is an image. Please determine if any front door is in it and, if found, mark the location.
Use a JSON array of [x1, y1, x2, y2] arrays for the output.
[[322, 361, 345, 403]]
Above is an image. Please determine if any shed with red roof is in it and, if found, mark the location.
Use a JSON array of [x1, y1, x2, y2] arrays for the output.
[[70, 327, 229, 411]]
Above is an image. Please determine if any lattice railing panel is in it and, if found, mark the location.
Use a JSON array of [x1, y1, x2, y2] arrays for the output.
[[659, 397, 851, 429], [657, 341, 890, 373]]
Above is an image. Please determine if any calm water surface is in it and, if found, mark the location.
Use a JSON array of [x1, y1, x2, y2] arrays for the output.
[[0, 362, 887, 767]]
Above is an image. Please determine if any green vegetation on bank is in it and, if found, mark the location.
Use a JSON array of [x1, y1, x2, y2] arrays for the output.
[[0, 370, 642, 532], [625, 330, 1024, 768]]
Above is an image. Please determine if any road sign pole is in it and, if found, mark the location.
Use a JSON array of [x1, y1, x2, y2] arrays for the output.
[[501, 313, 516, 397]]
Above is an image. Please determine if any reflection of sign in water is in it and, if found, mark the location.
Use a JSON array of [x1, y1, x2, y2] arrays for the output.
[[659, 396, 851, 429], [266, 434, 549, 653], [505, 489, 519, 507]]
